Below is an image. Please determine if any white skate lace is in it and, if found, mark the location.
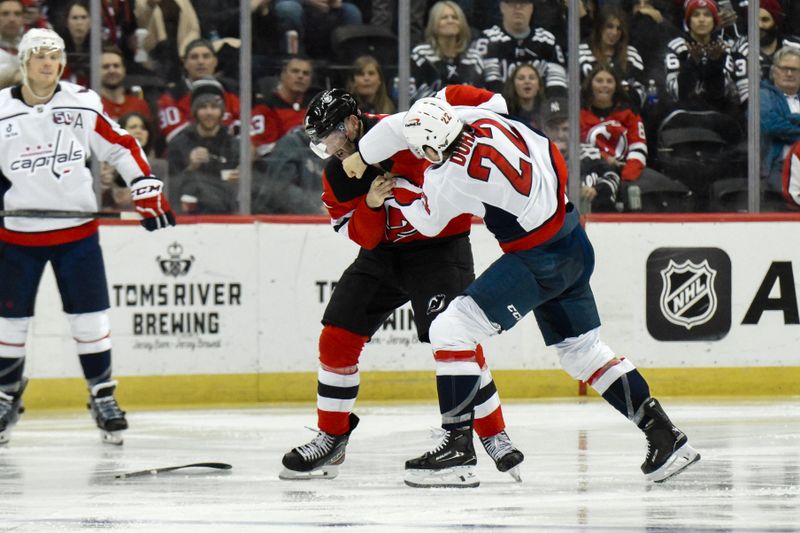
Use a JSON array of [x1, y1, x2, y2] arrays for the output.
[[296, 431, 336, 461], [480, 431, 514, 461], [93, 396, 124, 422], [425, 427, 451, 455]]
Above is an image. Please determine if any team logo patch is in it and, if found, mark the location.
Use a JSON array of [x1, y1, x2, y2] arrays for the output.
[[646, 248, 731, 341], [157, 242, 195, 277], [427, 294, 446, 315]]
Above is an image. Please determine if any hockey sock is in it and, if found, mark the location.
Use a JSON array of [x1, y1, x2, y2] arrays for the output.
[[472, 346, 505, 437], [600, 368, 651, 424], [435, 349, 481, 431], [317, 325, 367, 436], [316, 366, 359, 436], [79, 350, 112, 387], [0, 356, 25, 394]]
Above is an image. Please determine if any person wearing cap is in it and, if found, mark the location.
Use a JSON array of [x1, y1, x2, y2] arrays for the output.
[[729, 0, 800, 100], [166, 76, 240, 214], [542, 97, 621, 213], [156, 38, 240, 143], [664, 0, 743, 116], [469, 0, 567, 96]]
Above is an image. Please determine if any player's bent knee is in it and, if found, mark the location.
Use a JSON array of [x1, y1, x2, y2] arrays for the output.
[[319, 325, 367, 369], [429, 296, 496, 352], [555, 327, 617, 382], [67, 311, 111, 354], [0, 317, 30, 357]]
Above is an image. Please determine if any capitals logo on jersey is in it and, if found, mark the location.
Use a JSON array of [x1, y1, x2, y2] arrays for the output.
[[9, 129, 84, 178], [586, 120, 629, 160]]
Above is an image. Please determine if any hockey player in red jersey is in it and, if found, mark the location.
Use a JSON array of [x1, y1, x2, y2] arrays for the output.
[[348, 95, 700, 488], [279, 86, 524, 483], [0, 28, 175, 446]]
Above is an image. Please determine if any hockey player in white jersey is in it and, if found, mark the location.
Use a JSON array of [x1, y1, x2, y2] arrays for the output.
[[346, 96, 700, 487], [0, 29, 175, 446]]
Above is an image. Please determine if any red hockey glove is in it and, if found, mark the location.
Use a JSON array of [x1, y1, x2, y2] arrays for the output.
[[130, 177, 176, 231]]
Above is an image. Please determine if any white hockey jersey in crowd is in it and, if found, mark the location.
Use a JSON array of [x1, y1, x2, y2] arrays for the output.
[[0, 82, 152, 241], [359, 107, 569, 252]]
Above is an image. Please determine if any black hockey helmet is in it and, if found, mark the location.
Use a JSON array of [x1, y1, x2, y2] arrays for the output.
[[304, 88, 360, 144]]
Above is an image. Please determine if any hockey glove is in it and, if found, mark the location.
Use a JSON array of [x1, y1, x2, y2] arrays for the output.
[[130, 177, 176, 231]]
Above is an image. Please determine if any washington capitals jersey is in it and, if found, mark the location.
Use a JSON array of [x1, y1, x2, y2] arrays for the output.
[[0, 82, 152, 241], [361, 107, 568, 253]]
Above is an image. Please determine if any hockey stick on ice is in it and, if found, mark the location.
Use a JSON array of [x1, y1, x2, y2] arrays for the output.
[[114, 462, 232, 479], [0, 209, 141, 220]]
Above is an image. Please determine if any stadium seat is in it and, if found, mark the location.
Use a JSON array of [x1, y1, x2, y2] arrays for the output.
[[330, 24, 398, 66]]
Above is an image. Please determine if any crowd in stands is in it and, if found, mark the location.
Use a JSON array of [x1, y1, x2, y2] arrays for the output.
[[1, 0, 799, 213]]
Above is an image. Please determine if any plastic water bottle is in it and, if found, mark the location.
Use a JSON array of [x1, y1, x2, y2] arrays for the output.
[[646, 79, 659, 107], [628, 184, 642, 212]]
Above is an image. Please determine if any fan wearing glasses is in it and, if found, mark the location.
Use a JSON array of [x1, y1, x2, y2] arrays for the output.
[[761, 45, 800, 193]]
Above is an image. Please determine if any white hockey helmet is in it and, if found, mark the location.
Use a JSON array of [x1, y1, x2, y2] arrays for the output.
[[18, 28, 66, 84], [402, 97, 464, 163]]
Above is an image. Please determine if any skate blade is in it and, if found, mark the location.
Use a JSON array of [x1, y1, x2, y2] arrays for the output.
[[404, 465, 479, 488], [507, 465, 522, 483], [101, 430, 124, 446], [279, 464, 339, 480], [647, 443, 701, 483]]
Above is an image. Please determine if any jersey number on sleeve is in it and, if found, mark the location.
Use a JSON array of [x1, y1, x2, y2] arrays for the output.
[[466, 118, 533, 196]]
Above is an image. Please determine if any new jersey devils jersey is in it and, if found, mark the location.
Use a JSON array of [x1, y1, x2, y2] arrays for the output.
[[0, 82, 152, 238]]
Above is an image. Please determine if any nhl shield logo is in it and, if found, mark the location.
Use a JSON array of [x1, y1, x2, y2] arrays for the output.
[[659, 259, 717, 329]]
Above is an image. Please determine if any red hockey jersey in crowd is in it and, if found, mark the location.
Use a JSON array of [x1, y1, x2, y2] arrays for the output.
[[579, 105, 648, 181]]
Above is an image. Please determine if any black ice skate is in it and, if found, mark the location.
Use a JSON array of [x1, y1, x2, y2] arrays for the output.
[[640, 397, 700, 482], [87, 380, 128, 445], [480, 430, 524, 482], [404, 427, 479, 488], [280, 413, 360, 480], [0, 378, 27, 445]]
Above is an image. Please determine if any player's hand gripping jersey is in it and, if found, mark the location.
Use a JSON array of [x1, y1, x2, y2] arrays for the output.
[[359, 104, 569, 252], [322, 85, 508, 249], [0, 82, 154, 243]]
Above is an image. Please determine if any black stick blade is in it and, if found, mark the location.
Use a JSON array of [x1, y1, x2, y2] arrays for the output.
[[115, 462, 232, 479]]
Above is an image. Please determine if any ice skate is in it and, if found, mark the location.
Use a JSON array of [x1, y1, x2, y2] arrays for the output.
[[480, 430, 524, 482], [640, 397, 700, 482], [280, 413, 359, 480], [404, 427, 479, 488], [0, 378, 27, 445], [87, 380, 128, 445]]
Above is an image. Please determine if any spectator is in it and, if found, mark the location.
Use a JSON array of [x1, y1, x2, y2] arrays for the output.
[[167, 78, 241, 214], [101, 112, 155, 210], [410, 1, 484, 97], [251, 56, 313, 158], [470, 0, 567, 96], [251, 125, 325, 214], [57, 0, 89, 86], [21, 0, 49, 30], [371, 0, 426, 46], [502, 62, 545, 128], [156, 38, 240, 142], [346, 55, 394, 115], [542, 97, 621, 212], [251, 0, 304, 72], [133, 0, 201, 84], [99, 0, 139, 67], [99, 45, 153, 122], [627, 0, 680, 94], [664, 0, 742, 116], [579, 5, 645, 108], [581, 64, 685, 210], [0, 0, 23, 87], [760, 46, 800, 193], [190, 0, 239, 39], [273, 0, 362, 60]]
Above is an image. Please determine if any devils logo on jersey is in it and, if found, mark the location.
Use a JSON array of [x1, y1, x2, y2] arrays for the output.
[[586, 120, 629, 160]]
